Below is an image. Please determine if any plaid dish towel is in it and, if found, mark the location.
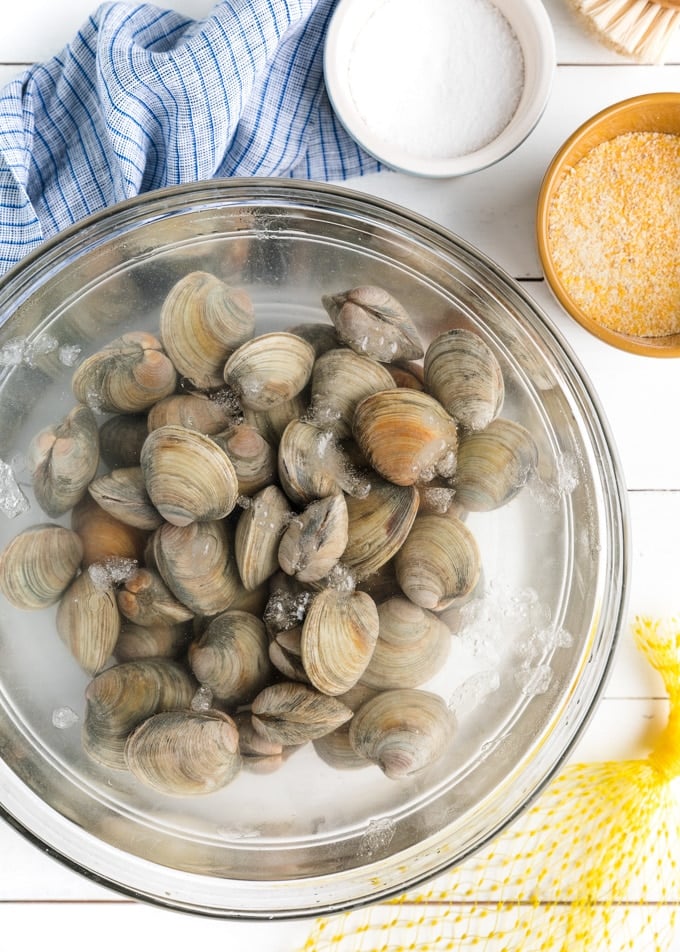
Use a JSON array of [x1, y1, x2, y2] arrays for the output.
[[0, 0, 380, 276]]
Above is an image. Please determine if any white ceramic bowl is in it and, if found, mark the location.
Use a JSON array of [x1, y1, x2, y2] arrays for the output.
[[324, 0, 556, 177]]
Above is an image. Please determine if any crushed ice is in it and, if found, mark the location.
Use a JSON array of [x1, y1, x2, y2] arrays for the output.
[[448, 669, 501, 718], [529, 452, 580, 512], [359, 817, 396, 856], [52, 706, 80, 729], [87, 557, 138, 590], [57, 344, 82, 367], [0, 458, 30, 518], [191, 685, 213, 712], [264, 590, 313, 632], [0, 335, 82, 369]]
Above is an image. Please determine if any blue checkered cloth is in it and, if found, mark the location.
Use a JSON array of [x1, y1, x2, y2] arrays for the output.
[[0, 0, 380, 276]]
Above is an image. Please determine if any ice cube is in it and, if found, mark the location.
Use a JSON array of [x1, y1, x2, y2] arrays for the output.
[[57, 344, 83, 367], [359, 817, 396, 856], [24, 335, 58, 366], [0, 458, 30, 518], [448, 669, 501, 718], [0, 337, 26, 367], [191, 685, 213, 712], [87, 557, 138, 590], [52, 706, 80, 729]]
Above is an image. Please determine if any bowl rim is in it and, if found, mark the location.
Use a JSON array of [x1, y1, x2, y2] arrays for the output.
[[536, 91, 680, 357], [322, 0, 556, 178]]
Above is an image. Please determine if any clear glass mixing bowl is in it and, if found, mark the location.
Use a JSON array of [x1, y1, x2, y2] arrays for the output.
[[0, 180, 628, 917]]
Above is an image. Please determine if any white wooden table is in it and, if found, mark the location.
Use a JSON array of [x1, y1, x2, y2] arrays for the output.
[[1, 1, 679, 948]]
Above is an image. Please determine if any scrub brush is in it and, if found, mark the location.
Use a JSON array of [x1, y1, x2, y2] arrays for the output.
[[567, 0, 680, 63]]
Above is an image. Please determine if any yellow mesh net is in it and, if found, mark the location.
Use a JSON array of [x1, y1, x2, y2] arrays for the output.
[[302, 617, 680, 952]]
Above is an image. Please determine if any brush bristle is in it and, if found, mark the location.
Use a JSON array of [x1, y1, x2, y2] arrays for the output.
[[567, 0, 680, 62]]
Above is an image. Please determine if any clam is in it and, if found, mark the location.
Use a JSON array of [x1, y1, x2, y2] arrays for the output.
[[28, 404, 99, 517], [188, 610, 273, 706], [213, 423, 277, 496], [312, 684, 376, 771], [308, 348, 395, 438], [251, 681, 353, 746], [98, 413, 148, 469], [152, 520, 241, 615], [278, 419, 370, 507], [234, 485, 291, 590], [140, 424, 239, 526], [353, 389, 458, 486], [71, 494, 149, 568], [394, 514, 481, 611], [242, 390, 309, 445], [321, 286, 423, 362], [424, 328, 505, 431], [343, 476, 418, 579], [301, 588, 379, 696], [147, 390, 241, 435], [114, 621, 190, 663], [285, 321, 339, 357], [223, 332, 315, 411], [82, 658, 197, 769], [268, 626, 309, 683], [348, 688, 454, 779], [88, 467, 163, 530], [159, 270, 255, 389], [360, 597, 451, 690], [125, 709, 241, 796], [386, 360, 425, 391], [0, 524, 83, 610], [453, 417, 539, 511], [116, 567, 194, 627], [56, 569, 121, 675], [278, 494, 348, 583], [72, 331, 177, 413]]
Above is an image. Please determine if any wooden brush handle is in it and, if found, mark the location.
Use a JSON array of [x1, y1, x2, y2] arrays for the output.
[[656, 0, 680, 9]]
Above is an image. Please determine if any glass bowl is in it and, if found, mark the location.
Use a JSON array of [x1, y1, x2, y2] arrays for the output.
[[0, 179, 627, 918]]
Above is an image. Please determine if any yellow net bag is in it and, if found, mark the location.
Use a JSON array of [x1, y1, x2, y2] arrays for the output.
[[302, 616, 680, 952]]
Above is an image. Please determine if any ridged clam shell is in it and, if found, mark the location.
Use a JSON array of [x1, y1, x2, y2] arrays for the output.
[[98, 414, 148, 469], [301, 588, 379, 696], [213, 423, 277, 497], [72, 331, 177, 413], [71, 494, 149, 569], [83, 658, 196, 769], [140, 424, 239, 526], [116, 567, 194, 627], [321, 286, 423, 362], [28, 404, 99, 517], [285, 321, 339, 357], [152, 520, 240, 615], [0, 524, 83, 610], [147, 390, 240, 435], [223, 332, 315, 411], [114, 622, 190, 663], [269, 626, 309, 683], [394, 514, 481, 611], [278, 420, 370, 507], [278, 494, 348, 583], [125, 709, 241, 796], [353, 389, 458, 486], [159, 270, 255, 389], [349, 688, 454, 779], [453, 417, 539, 511], [360, 597, 451, 689], [88, 467, 162, 530], [309, 348, 395, 439], [242, 390, 309, 445], [343, 476, 418, 579], [188, 609, 273, 706], [312, 684, 377, 771], [234, 484, 291, 591], [251, 681, 353, 746], [56, 569, 121, 675], [424, 328, 505, 431]]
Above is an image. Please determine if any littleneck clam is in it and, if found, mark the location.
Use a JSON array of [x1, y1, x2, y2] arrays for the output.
[[56, 569, 121, 675], [349, 688, 455, 779], [124, 709, 241, 796], [116, 567, 194, 627], [243, 391, 309, 445], [213, 423, 277, 497], [98, 414, 148, 469], [251, 681, 353, 746], [234, 484, 291, 590], [321, 286, 423, 362], [224, 332, 315, 411], [308, 348, 395, 438], [0, 524, 83, 610], [278, 493, 348, 583], [278, 419, 370, 506], [140, 424, 239, 526], [286, 321, 339, 357], [71, 494, 149, 569], [424, 328, 505, 431], [453, 417, 539, 511], [188, 609, 273, 706], [268, 626, 309, 683], [72, 331, 177, 413], [28, 404, 99, 518], [147, 390, 240, 435], [114, 622, 190, 663], [343, 476, 418, 579], [159, 270, 255, 389], [353, 389, 458, 486], [88, 467, 163, 530]]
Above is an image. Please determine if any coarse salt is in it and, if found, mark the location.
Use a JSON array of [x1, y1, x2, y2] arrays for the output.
[[347, 0, 525, 161]]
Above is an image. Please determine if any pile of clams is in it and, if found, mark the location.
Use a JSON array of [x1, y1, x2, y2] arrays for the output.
[[0, 274, 538, 797]]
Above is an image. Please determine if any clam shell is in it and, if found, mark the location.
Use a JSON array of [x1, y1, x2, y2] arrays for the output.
[[278, 420, 370, 507], [251, 681, 353, 746], [213, 423, 277, 497], [321, 286, 423, 362], [88, 467, 163, 530], [223, 332, 315, 411], [269, 626, 309, 683], [353, 389, 458, 486], [424, 328, 505, 431], [72, 331, 177, 413], [309, 348, 395, 439], [98, 414, 148, 469], [343, 476, 418, 579], [114, 622, 190, 663], [159, 270, 255, 389], [28, 404, 99, 517], [0, 524, 83, 610], [312, 685, 376, 770], [82, 658, 196, 769], [116, 567, 194, 627], [234, 484, 291, 591], [125, 709, 241, 796], [243, 390, 309, 445], [349, 688, 454, 779], [285, 321, 340, 357], [301, 588, 379, 696], [453, 417, 539, 511], [394, 514, 481, 611], [71, 495, 149, 569], [278, 494, 348, 583], [188, 609, 273, 706], [140, 424, 239, 526], [147, 390, 241, 435], [56, 569, 121, 675]]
